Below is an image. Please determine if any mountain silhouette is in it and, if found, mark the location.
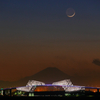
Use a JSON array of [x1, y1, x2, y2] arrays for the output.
[[17, 67, 71, 86], [0, 80, 12, 88], [0, 67, 96, 88]]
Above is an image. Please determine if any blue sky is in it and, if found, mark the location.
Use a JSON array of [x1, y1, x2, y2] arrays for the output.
[[0, 0, 100, 85]]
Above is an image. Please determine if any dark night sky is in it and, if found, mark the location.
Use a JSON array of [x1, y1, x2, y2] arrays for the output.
[[0, 0, 100, 86]]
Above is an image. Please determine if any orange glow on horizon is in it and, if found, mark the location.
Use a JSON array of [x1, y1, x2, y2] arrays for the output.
[[34, 86, 64, 92]]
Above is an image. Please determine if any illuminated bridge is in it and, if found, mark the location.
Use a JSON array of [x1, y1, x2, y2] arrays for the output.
[[0, 79, 100, 97], [16, 79, 85, 92]]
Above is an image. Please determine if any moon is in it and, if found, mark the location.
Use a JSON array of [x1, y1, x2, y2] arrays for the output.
[[66, 8, 75, 17]]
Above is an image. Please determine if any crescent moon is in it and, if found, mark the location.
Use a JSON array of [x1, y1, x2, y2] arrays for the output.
[[67, 12, 75, 18]]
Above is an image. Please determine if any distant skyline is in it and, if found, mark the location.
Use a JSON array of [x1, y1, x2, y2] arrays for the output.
[[0, 0, 100, 86]]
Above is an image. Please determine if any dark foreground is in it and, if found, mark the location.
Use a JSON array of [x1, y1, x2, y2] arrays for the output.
[[0, 96, 100, 100], [0, 91, 100, 99]]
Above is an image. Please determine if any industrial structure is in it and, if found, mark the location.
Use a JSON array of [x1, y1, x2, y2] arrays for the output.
[[0, 79, 100, 97], [16, 79, 85, 92]]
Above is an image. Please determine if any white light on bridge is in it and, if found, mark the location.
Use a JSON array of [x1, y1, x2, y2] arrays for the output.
[[16, 79, 85, 92]]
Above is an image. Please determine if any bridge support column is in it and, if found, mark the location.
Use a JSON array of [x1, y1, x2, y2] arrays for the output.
[[97, 89, 99, 93], [10, 89, 12, 96], [3, 90, 5, 96]]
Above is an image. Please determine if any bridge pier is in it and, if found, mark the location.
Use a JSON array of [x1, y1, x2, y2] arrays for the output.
[[9, 89, 12, 96], [3, 90, 5, 96], [97, 89, 99, 93]]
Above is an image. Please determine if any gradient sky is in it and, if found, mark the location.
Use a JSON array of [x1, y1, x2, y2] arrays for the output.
[[0, 0, 100, 86]]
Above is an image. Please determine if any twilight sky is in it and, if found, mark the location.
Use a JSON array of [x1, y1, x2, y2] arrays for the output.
[[0, 0, 100, 86]]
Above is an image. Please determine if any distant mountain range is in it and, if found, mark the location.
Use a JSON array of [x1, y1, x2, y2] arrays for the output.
[[0, 67, 96, 88], [17, 67, 71, 85], [0, 67, 71, 88]]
